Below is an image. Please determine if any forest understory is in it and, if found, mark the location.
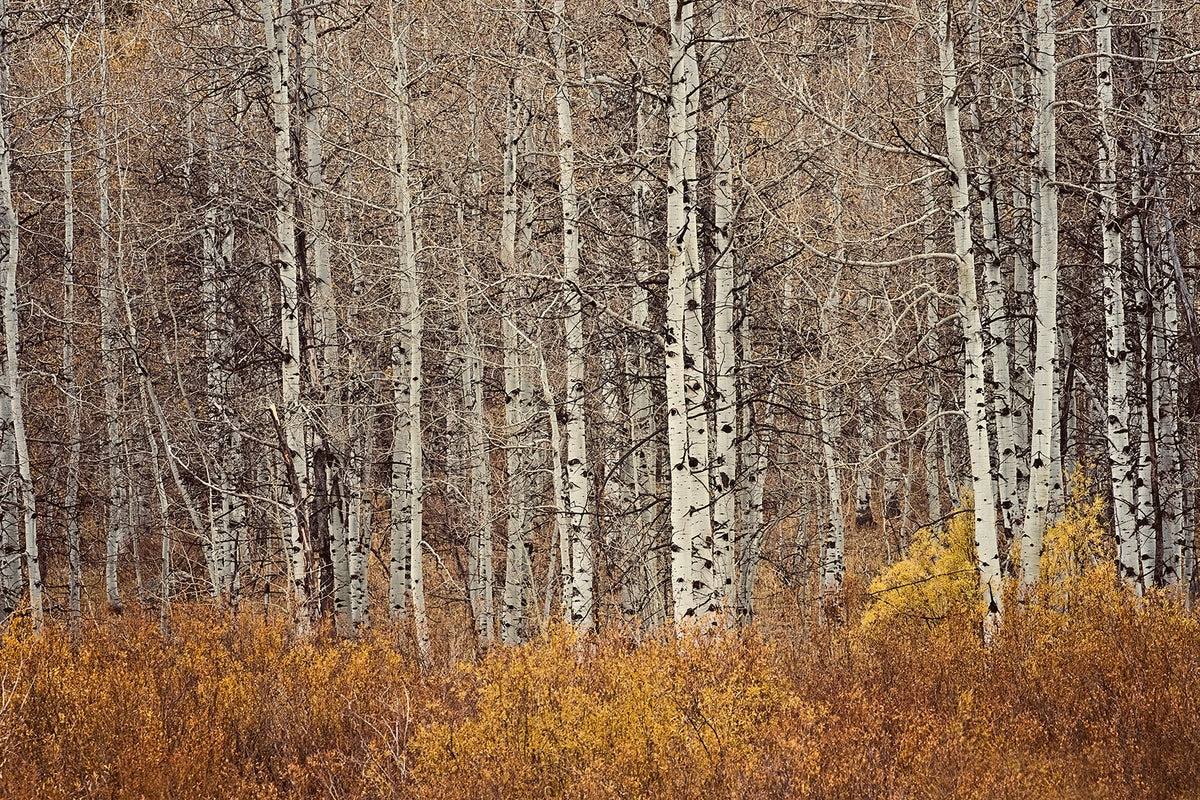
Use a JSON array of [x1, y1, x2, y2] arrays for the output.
[[2, 500, 1199, 800]]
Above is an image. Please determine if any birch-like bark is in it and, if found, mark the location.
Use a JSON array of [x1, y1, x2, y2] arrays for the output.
[[1019, 0, 1059, 589], [345, 249, 373, 626], [682, 44, 713, 621], [458, 199, 494, 644], [915, 71, 945, 532], [936, 0, 1002, 633], [551, 0, 592, 629], [818, 386, 845, 607], [263, 0, 310, 630], [818, 271, 845, 611], [499, 24, 536, 643], [301, 4, 348, 624], [386, 16, 429, 666], [1096, 0, 1137, 584], [0, 383, 16, 626], [708, 0, 737, 617], [666, 0, 700, 624], [1007, 5, 1035, 513], [629, 72, 663, 627], [0, 54, 38, 634], [964, 0, 1019, 535], [95, 2, 127, 611], [1130, 198, 1156, 586], [61, 22, 82, 632]]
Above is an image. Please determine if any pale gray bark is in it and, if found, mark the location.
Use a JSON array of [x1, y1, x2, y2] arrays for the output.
[[458, 199, 494, 645], [96, 3, 126, 612], [666, 0, 700, 625], [629, 74, 663, 628], [708, 0, 737, 619], [1096, 0, 1137, 584], [1019, 0, 1059, 589], [552, 0, 592, 629], [818, 386, 845, 607], [385, 14, 429, 668], [0, 0, 37, 633], [936, 0, 1001, 633], [263, 0, 310, 630], [499, 32, 537, 643], [60, 22, 82, 632]]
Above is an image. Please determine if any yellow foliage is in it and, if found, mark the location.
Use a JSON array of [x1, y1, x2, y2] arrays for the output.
[[1040, 472, 1112, 592], [412, 627, 786, 800], [861, 509, 981, 632]]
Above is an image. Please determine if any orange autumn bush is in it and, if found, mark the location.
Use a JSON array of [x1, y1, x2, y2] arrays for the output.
[[1, 567, 1199, 800], [0, 611, 424, 799]]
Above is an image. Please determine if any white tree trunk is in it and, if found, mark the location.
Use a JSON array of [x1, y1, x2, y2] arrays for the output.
[[301, 5, 349, 626], [96, 4, 127, 612], [0, 23, 38, 629], [551, 0, 593, 629], [629, 77, 663, 628], [1019, 0, 1058, 590], [263, 0, 310, 630], [936, 0, 1002, 634], [61, 22, 83, 632], [386, 15, 429, 665], [1096, 0, 1137, 584], [708, 0, 737, 618], [665, 0, 701, 625], [818, 386, 845, 607], [458, 199, 494, 645]]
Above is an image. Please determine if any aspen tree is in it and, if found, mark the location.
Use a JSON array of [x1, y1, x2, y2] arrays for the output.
[[60, 20, 83, 632], [965, 0, 1018, 533], [300, 2, 349, 624], [0, 0, 38, 632], [935, 0, 1001, 633], [96, 0, 128, 612], [666, 0, 711, 625], [1095, 0, 1137, 584], [818, 272, 845, 612], [627, 22, 664, 627], [552, 0, 593, 629], [1020, 0, 1059, 589], [386, 9, 429, 664], [262, 0, 311, 631], [499, 9, 537, 644], [708, 0, 737, 618]]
